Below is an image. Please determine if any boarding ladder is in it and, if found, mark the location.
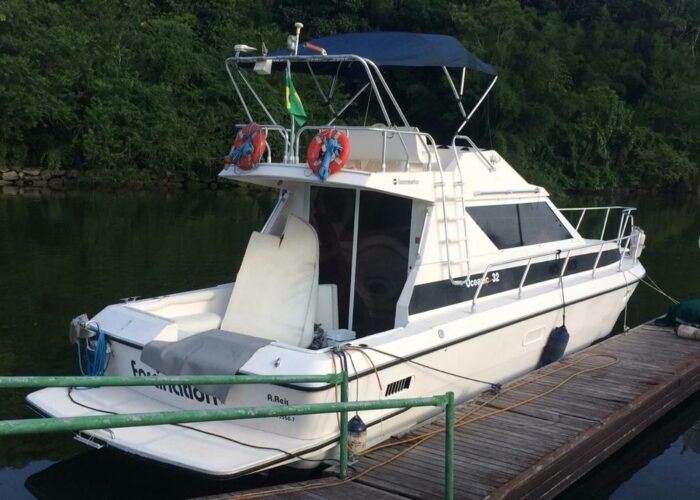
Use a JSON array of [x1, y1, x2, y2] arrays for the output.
[[435, 135, 496, 286]]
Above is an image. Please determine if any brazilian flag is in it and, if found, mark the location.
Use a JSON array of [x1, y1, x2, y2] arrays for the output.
[[285, 72, 307, 126]]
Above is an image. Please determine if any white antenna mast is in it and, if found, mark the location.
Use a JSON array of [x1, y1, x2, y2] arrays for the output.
[[294, 22, 303, 56]]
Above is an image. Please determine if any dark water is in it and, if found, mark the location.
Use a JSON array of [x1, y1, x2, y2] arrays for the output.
[[0, 189, 698, 499]]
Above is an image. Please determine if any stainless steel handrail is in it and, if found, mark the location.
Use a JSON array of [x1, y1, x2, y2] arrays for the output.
[[470, 232, 636, 312], [227, 54, 395, 161], [559, 206, 636, 243], [452, 135, 495, 173], [294, 125, 436, 172], [234, 123, 289, 163]]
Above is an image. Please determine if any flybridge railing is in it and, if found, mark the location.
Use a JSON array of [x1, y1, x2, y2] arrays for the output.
[[295, 125, 438, 172], [232, 123, 290, 164], [232, 123, 436, 169], [452, 135, 494, 173], [226, 49, 496, 168], [0, 373, 456, 499], [226, 54, 409, 162]]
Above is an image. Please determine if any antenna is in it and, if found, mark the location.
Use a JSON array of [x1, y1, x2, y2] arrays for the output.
[[294, 22, 303, 56], [234, 44, 257, 57], [258, 33, 268, 56]]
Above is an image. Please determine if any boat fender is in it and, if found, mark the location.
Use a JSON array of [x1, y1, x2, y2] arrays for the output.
[[348, 414, 367, 456], [306, 128, 350, 181], [540, 325, 570, 367], [677, 324, 700, 340], [225, 123, 267, 170]]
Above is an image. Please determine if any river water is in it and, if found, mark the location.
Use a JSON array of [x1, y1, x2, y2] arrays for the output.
[[0, 189, 697, 499]]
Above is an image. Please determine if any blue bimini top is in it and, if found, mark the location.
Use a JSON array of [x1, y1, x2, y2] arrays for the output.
[[267, 32, 496, 75]]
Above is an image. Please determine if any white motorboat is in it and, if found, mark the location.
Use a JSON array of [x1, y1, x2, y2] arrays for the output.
[[27, 30, 647, 478]]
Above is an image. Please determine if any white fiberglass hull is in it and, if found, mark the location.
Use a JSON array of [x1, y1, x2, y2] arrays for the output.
[[26, 259, 642, 477]]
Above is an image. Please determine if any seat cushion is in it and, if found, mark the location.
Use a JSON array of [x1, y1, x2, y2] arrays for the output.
[[140, 329, 270, 401]]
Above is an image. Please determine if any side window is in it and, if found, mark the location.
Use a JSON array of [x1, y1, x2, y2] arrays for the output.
[[518, 202, 572, 246], [464, 204, 522, 249], [466, 202, 572, 249]]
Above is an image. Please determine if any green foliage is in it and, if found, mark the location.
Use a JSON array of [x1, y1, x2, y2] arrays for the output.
[[0, 0, 697, 191]]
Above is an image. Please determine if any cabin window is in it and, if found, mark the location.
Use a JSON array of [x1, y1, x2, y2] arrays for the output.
[[352, 191, 411, 337], [466, 202, 572, 249]]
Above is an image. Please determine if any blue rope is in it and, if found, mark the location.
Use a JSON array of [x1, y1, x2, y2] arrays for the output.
[[231, 139, 254, 163], [77, 325, 108, 377], [318, 137, 343, 182]]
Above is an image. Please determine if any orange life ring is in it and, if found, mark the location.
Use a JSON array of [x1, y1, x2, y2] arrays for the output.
[[224, 124, 267, 170], [306, 129, 350, 180]]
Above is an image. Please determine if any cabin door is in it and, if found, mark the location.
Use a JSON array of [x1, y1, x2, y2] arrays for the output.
[[309, 187, 356, 329], [310, 187, 411, 337]]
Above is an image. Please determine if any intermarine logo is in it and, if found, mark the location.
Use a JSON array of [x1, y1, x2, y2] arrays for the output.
[[393, 178, 420, 186]]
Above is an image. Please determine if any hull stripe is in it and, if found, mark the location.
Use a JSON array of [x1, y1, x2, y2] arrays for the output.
[[409, 249, 620, 314]]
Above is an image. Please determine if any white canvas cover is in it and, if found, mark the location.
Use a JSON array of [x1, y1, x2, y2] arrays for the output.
[[221, 215, 319, 347]]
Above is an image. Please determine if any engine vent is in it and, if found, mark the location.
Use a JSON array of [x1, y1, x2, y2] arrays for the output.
[[385, 376, 412, 397]]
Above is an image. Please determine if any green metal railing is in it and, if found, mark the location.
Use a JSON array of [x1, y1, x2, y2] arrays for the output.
[[0, 374, 456, 499]]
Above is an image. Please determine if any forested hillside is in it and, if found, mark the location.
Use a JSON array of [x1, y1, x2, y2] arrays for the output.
[[1, 0, 698, 191]]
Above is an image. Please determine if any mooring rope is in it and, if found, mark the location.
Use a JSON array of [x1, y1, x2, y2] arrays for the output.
[[626, 269, 680, 305]]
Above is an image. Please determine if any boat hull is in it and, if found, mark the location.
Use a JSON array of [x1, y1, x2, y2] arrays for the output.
[[26, 260, 641, 477]]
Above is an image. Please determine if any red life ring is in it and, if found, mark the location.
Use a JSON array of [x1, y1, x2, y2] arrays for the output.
[[306, 129, 351, 179], [224, 124, 267, 170]]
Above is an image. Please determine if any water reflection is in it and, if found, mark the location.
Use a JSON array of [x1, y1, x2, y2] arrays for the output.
[[560, 393, 700, 500], [23, 449, 320, 500], [681, 420, 700, 455]]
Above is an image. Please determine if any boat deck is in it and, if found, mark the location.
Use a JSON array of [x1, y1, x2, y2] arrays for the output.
[[208, 322, 700, 499]]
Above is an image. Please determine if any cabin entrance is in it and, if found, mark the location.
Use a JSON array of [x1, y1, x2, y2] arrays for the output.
[[310, 187, 411, 337]]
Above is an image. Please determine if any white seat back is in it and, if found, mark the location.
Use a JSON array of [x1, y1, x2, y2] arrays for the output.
[[221, 216, 319, 347]]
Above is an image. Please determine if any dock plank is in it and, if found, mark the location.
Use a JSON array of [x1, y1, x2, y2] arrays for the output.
[[211, 324, 700, 500]]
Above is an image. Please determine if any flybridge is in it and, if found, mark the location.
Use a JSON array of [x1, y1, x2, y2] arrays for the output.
[[225, 30, 499, 164]]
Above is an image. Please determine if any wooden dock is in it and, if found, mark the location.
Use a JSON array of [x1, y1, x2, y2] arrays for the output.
[[212, 323, 700, 499]]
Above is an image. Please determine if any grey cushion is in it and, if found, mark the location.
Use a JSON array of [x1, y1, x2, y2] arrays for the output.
[[141, 329, 270, 401]]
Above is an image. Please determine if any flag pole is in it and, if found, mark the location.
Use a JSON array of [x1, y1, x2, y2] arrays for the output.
[[287, 22, 303, 163]]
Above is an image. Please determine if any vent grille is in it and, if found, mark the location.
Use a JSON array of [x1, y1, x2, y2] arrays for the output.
[[385, 376, 412, 397]]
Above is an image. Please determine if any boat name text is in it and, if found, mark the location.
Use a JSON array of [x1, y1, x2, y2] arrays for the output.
[[267, 393, 295, 422], [465, 272, 501, 288], [130, 359, 221, 406]]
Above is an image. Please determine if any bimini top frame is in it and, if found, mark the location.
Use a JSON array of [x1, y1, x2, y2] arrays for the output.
[[225, 31, 498, 162]]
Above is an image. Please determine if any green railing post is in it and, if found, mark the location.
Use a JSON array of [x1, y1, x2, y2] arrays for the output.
[[444, 391, 455, 500], [0, 374, 340, 388], [339, 369, 349, 480], [0, 396, 447, 436]]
